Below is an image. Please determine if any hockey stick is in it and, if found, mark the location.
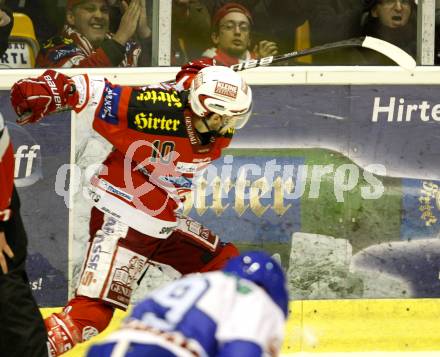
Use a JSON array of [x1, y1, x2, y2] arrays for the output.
[[230, 36, 417, 71], [136, 239, 166, 286]]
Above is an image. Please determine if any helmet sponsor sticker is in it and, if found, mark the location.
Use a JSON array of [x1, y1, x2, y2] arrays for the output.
[[214, 82, 238, 99]]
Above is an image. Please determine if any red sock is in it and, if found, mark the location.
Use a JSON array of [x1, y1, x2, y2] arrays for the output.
[[66, 296, 115, 333]]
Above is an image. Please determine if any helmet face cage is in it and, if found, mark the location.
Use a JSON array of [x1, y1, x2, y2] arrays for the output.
[[223, 251, 289, 317], [189, 66, 253, 131]]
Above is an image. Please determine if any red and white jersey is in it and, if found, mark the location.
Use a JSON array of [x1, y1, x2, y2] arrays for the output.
[[201, 47, 255, 66], [36, 25, 141, 68], [0, 115, 14, 224], [71, 64, 233, 238]]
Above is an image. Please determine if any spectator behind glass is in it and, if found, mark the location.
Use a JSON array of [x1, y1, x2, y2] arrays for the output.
[[36, 0, 151, 68], [206, 0, 309, 56], [172, 0, 211, 65], [0, 3, 12, 58], [202, 2, 278, 66], [361, 0, 417, 64]]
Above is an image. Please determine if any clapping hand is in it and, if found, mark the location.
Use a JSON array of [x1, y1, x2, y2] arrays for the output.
[[253, 40, 278, 58], [136, 0, 151, 39], [0, 9, 11, 27], [113, 0, 142, 45]]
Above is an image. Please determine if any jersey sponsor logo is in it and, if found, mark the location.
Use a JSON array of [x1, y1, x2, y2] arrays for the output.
[[132, 112, 181, 132], [159, 175, 193, 189], [96, 178, 133, 202], [176, 161, 208, 174], [102, 216, 118, 235], [214, 81, 238, 99], [159, 226, 174, 235], [108, 282, 131, 305], [136, 89, 183, 108], [87, 231, 106, 271], [181, 218, 218, 251], [107, 255, 146, 306], [186, 220, 207, 238], [185, 116, 198, 145], [98, 84, 121, 125], [86, 216, 118, 271], [80, 271, 95, 286], [100, 206, 122, 219]]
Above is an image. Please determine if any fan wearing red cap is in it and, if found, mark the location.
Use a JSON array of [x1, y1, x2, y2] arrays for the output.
[[201, 2, 278, 66], [36, 0, 151, 68]]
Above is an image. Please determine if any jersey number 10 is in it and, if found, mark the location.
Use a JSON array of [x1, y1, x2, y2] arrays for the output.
[[150, 140, 175, 164]]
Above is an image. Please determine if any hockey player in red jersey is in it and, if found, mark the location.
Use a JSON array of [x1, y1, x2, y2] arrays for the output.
[[10, 59, 252, 356], [0, 117, 49, 356]]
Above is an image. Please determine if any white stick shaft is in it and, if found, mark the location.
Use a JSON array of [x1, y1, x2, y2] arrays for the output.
[[361, 36, 417, 70]]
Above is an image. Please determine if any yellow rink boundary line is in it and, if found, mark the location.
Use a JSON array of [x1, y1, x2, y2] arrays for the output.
[[41, 298, 440, 356]]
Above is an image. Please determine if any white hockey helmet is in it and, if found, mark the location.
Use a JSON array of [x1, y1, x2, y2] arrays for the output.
[[189, 66, 252, 130]]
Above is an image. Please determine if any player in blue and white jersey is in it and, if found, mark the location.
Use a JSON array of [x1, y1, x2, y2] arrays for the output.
[[86, 251, 289, 357]]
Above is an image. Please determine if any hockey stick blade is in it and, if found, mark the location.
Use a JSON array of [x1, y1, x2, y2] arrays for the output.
[[361, 36, 416, 70], [230, 36, 416, 71]]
